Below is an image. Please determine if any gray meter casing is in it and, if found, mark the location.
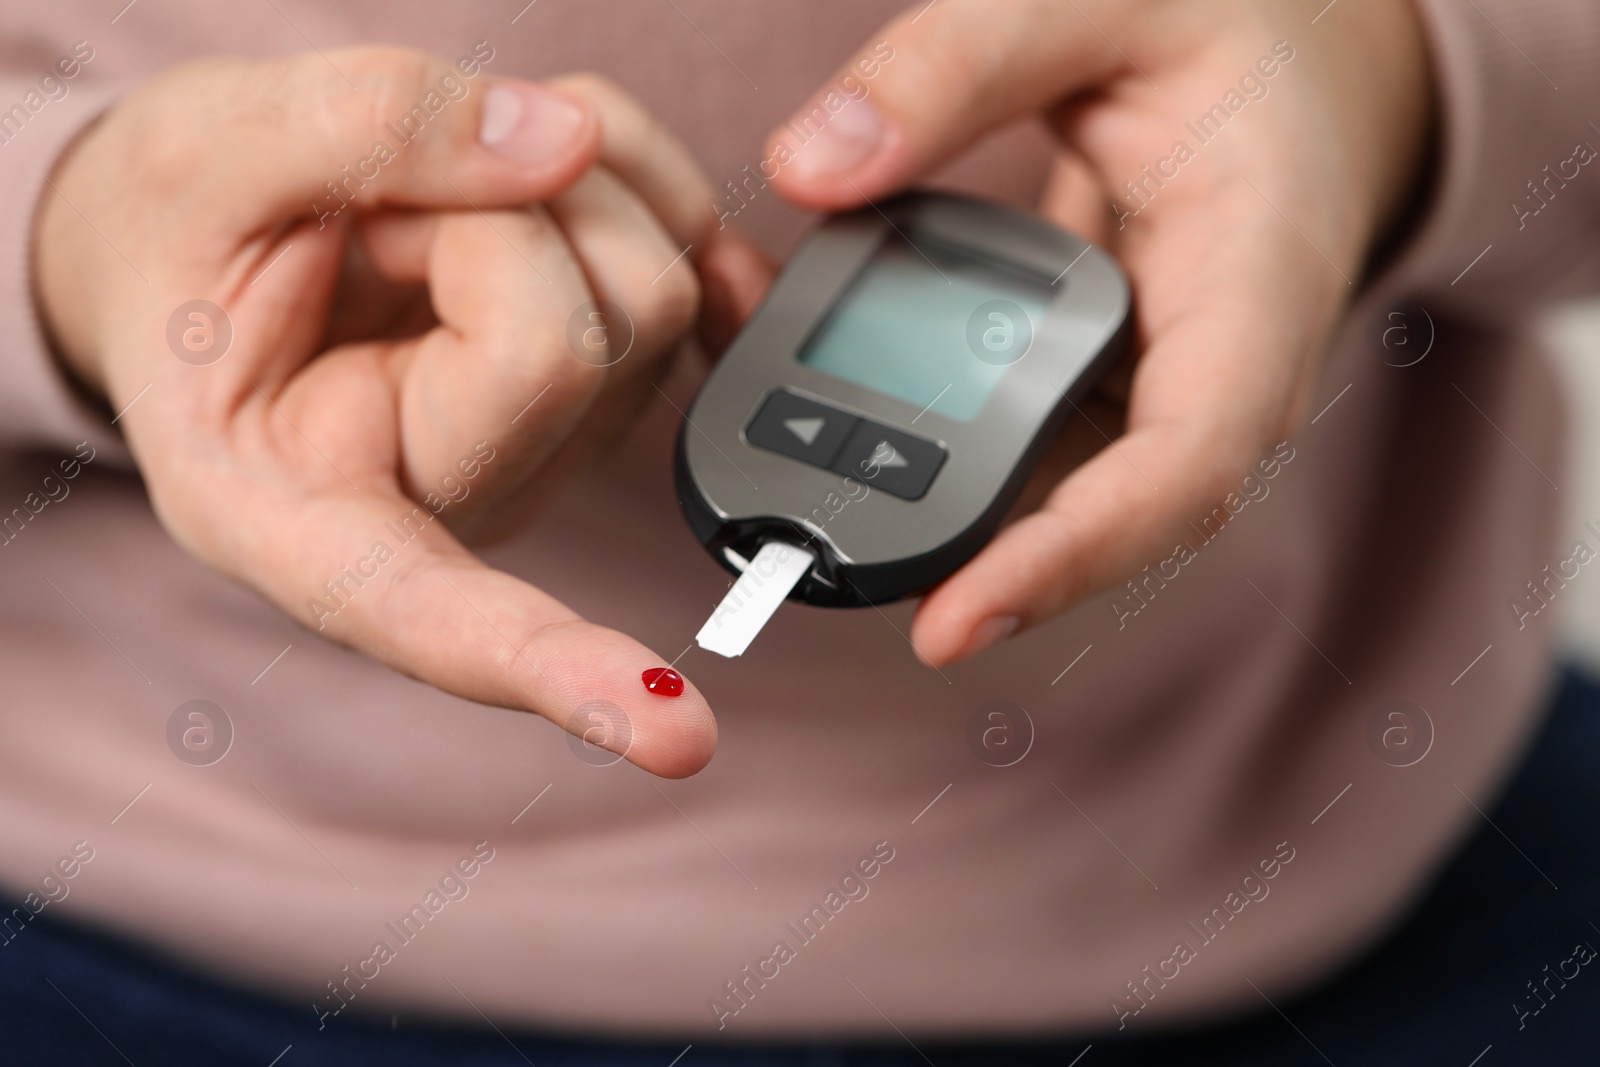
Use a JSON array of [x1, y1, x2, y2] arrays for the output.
[[675, 192, 1131, 607]]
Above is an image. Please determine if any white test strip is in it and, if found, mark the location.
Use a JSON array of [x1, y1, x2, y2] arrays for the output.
[[696, 541, 816, 657]]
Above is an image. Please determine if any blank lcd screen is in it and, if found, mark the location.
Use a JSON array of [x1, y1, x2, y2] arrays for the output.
[[797, 229, 1054, 422]]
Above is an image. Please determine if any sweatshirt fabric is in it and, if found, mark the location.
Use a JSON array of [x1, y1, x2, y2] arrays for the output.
[[0, 0, 1590, 1038]]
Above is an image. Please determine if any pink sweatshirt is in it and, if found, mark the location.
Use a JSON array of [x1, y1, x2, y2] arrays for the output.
[[0, 0, 1593, 1039]]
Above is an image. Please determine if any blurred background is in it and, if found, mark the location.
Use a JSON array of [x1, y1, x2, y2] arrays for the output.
[[1543, 300, 1600, 669]]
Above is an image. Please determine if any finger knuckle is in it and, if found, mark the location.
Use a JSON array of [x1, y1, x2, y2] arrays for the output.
[[336, 46, 441, 134], [551, 71, 629, 112], [891, 7, 991, 96], [636, 266, 700, 345], [496, 614, 586, 685], [338, 45, 439, 96], [551, 72, 663, 157]]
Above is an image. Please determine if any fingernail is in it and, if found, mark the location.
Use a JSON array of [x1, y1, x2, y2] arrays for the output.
[[479, 81, 586, 168], [783, 96, 885, 182], [960, 615, 1020, 661]]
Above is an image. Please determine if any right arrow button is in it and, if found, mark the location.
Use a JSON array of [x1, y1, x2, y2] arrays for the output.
[[832, 420, 946, 500]]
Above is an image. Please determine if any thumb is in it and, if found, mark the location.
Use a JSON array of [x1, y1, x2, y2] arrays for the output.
[[763, 0, 1124, 210], [135, 46, 601, 229]]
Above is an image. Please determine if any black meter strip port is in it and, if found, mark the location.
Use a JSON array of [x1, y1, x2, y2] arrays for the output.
[[675, 191, 1132, 608]]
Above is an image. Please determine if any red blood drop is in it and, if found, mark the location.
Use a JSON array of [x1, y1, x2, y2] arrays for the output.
[[641, 667, 684, 697]]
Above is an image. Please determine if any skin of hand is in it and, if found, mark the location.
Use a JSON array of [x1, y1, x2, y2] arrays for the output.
[[33, 49, 732, 777], [758, 0, 1435, 667]]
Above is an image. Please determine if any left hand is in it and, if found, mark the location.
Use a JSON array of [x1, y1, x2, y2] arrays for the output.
[[35, 54, 729, 776]]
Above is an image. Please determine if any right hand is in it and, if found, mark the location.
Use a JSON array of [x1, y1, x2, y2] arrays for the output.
[[761, 0, 1433, 666], [34, 49, 722, 776]]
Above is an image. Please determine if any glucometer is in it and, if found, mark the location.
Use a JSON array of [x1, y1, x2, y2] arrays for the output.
[[676, 192, 1131, 656]]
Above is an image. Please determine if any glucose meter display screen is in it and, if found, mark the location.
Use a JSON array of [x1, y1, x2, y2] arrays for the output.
[[798, 229, 1054, 422]]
